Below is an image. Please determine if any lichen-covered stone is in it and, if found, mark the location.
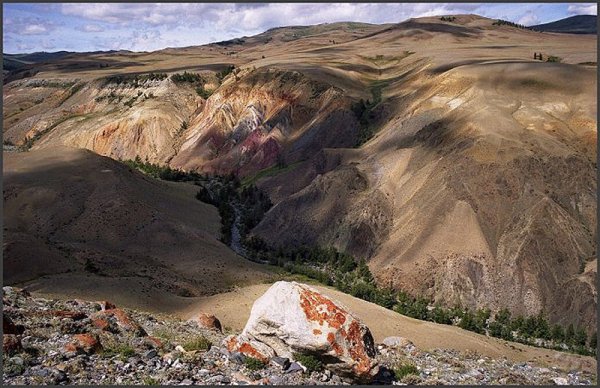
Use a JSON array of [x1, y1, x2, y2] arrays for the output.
[[226, 281, 378, 381], [190, 313, 222, 333]]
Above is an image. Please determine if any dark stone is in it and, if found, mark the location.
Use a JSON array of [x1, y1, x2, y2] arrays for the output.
[[144, 349, 158, 359], [229, 352, 246, 364], [285, 362, 305, 374], [270, 356, 290, 370]]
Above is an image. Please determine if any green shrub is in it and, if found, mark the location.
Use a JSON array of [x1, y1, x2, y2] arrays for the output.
[[182, 335, 212, 351], [546, 55, 562, 63], [244, 357, 266, 371], [394, 362, 419, 380], [102, 343, 136, 360], [293, 353, 323, 373], [142, 376, 159, 385], [196, 86, 213, 99]]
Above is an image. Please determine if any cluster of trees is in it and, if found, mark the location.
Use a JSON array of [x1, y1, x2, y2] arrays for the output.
[[193, 173, 272, 245], [169, 72, 214, 99], [123, 156, 203, 181], [195, 86, 213, 99], [170, 71, 203, 84], [25, 80, 76, 89], [440, 16, 456, 22], [351, 82, 385, 146], [216, 65, 236, 82], [104, 72, 167, 87], [492, 19, 527, 29]]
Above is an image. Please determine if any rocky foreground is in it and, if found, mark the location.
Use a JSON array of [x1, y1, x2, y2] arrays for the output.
[[2, 284, 596, 385]]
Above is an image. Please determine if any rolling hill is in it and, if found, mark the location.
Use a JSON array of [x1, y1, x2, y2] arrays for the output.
[[530, 15, 597, 34]]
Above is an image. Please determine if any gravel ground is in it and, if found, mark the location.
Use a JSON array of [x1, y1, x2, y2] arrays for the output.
[[2, 287, 596, 385]]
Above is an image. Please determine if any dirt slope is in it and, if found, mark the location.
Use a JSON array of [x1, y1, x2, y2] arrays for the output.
[[2, 147, 272, 312], [251, 16, 597, 330]]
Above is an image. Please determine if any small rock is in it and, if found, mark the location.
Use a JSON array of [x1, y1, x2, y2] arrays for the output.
[[268, 376, 283, 385], [3, 315, 25, 335], [3, 334, 22, 356], [189, 313, 223, 333], [286, 362, 305, 374], [552, 377, 569, 385], [229, 352, 246, 364], [382, 336, 414, 349], [180, 378, 193, 385], [175, 345, 186, 353], [64, 333, 102, 354], [270, 356, 290, 370], [99, 301, 116, 310], [11, 356, 24, 366], [144, 349, 158, 359]]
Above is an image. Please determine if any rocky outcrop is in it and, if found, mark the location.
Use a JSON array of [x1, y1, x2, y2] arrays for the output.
[[225, 281, 379, 382], [171, 68, 359, 176]]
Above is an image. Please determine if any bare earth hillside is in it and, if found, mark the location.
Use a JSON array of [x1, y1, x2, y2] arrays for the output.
[[3, 147, 272, 312], [2, 14, 597, 332]]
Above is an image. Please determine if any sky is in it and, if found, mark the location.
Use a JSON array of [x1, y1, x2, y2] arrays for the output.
[[3, 3, 597, 54]]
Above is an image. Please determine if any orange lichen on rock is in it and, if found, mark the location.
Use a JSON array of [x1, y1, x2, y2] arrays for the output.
[[346, 320, 374, 375], [192, 313, 223, 333], [65, 333, 102, 354], [225, 335, 272, 363], [52, 310, 87, 320], [238, 342, 270, 363], [91, 317, 110, 331], [92, 308, 146, 336], [327, 332, 344, 356], [299, 287, 347, 329], [299, 284, 376, 378], [225, 335, 238, 351], [313, 329, 322, 335]]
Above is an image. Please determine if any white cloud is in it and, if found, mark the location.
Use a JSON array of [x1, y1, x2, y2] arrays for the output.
[[567, 4, 597, 16], [82, 24, 104, 33], [22, 24, 48, 35], [57, 3, 497, 32], [518, 11, 540, 26]]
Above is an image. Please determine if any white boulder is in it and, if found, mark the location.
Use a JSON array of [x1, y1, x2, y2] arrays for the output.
[[224, 281, 378, 381]]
